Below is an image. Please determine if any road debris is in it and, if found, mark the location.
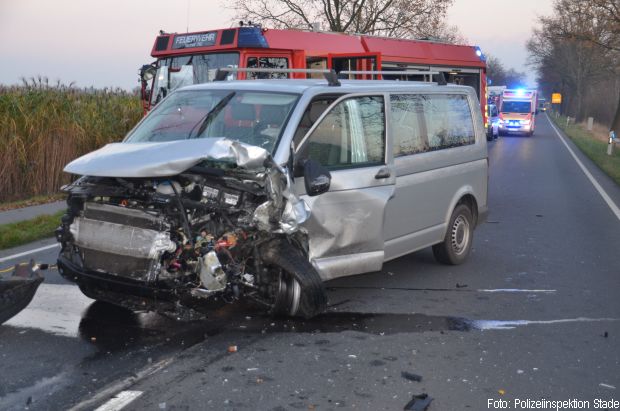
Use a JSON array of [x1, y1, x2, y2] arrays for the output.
[[498, 389, 506, 395], [1, 260, 45, 324], [227, 345, 238, 353], [404, 393, 433, 410], [599, 383, 616, 389], [455, 283, 468, 288], [401, 371, 423, 382]]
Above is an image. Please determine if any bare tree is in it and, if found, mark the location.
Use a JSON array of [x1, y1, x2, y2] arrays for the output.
[[528, 0, 619, 128], [486, 55, 526, 88], [228, 0, 455, 40]]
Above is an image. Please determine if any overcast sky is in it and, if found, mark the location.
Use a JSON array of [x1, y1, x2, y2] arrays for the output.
[[0, 0, 553, 90]]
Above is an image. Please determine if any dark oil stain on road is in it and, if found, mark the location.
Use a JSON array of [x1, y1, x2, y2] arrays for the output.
[[256, 312, 472, 335], [75, 300, 472, 353]]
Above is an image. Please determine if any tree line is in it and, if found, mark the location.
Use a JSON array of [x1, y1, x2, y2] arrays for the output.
[[527, 0, 619, 131], [229, 0, 465, 43]]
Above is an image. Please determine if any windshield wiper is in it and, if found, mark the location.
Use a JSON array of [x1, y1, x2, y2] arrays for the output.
[[187, 92, 236, 139]]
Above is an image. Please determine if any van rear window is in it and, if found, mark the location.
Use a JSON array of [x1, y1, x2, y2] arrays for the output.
[[391, 94, 475, 157]]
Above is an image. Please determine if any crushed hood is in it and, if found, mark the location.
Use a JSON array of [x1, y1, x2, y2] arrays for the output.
[[64, 138, 271, 177]]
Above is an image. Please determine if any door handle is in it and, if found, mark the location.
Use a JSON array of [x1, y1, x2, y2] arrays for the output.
[[375, 167, 391, 179]]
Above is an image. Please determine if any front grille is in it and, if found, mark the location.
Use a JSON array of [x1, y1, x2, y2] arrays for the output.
[[70, 203, 175, 280]]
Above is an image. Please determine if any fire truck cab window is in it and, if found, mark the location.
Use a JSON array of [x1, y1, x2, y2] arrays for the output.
[[246, 57, 289, 79], [150, 53, 240, 106], [298, 96, 385, 170]]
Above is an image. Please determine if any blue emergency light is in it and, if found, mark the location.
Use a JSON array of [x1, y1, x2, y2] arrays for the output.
[[238, 27, 269, 48], [474, 46, 486, 62]]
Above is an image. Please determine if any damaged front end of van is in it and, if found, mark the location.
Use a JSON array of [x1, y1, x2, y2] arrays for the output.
[[55, 137, 329, 319]]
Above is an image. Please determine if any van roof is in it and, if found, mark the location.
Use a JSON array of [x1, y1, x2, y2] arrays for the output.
[[180, 79, 475, 95]]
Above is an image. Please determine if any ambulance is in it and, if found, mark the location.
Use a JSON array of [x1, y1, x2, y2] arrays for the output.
[[498, 89, 537, 136]]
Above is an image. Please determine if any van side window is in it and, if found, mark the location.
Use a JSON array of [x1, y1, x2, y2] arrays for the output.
[[247, 57, 289, 79], [390, 95, 428, 157], [421, 94, 475, 150], [299, 96, 385, 169]]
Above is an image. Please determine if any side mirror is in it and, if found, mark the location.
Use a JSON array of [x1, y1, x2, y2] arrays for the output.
[[303, 159, 331, 196], [140, 64, 157, 84]]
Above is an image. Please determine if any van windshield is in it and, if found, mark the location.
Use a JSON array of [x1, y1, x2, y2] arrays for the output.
[[126, 89, 299, 153], [501, 101, 531, 113]]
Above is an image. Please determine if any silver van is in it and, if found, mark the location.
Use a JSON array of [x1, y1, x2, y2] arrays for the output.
[[56, 79, 488, 318]]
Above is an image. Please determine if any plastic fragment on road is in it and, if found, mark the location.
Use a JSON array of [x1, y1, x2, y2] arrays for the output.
[[0, 260, 44, 324], [227, 345, 238, 353], [599, 383, 616, 389], [401, 371, 423, 382], [498, 389, 506, 395], [455, 283, 468, 288], [404, 393, 433, 411]]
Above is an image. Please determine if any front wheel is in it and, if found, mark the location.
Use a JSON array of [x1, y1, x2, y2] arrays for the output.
[[433, 204, 474, 265], [259, 240, 327, 318]]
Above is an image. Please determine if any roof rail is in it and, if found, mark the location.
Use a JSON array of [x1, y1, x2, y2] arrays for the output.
[[214, 67, 341, 86], [213, 67, 442, 85], [340, 70, 439, 77]]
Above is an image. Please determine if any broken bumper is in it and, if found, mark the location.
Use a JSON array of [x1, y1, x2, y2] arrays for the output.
[[57, 255, 185, 311]]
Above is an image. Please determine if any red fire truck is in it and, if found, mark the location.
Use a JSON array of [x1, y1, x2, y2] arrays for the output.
[[140, 25, 487, 118]]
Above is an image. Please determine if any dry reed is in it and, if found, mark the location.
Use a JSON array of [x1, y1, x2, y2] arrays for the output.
[[0, 77, 142, 202]]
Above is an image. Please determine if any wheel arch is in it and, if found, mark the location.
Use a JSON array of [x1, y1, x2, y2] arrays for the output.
[[444, 188, 479, 229]]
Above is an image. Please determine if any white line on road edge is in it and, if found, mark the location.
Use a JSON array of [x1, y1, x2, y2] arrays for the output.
[[93, 391, 143, 411], [68, 357, 174, 411], [547, 115, 620, 221], [477, 289, 556, 293], [470, 317, 620, 330], [0, 243, 60, 263]]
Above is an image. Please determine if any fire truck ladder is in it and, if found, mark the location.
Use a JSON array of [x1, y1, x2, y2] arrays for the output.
[[214, 67, 442, 87]]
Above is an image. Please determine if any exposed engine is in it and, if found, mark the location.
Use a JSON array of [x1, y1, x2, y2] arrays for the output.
[[56, 162, 325, 318]]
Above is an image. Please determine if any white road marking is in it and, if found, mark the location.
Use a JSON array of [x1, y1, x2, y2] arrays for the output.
[[5, 283, 93, 337], [93, 391, 143, 411], [69, 358, 174, 411], [477, 289, 556, 293], [547, 115, 620, 221], [471, 317, 620, 330], [0, 242, 60, 263]]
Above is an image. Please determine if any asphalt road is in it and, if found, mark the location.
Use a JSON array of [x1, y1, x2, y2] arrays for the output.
[[1, 113, 619, 411]]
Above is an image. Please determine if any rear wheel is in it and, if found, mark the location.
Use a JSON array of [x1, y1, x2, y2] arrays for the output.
[[433, 204, 474, 265]]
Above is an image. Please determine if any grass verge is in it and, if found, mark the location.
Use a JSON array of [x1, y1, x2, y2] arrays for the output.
[[0, 210, 63, 250], [550, 114, 620, 185]]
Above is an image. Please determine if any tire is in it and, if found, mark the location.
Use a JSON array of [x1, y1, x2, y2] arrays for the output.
[[432, 204, 474, 265], [259, 240, 327, 318]]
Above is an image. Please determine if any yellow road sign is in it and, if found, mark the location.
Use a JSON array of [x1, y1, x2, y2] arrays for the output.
[[552, 93, 562, 104]]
